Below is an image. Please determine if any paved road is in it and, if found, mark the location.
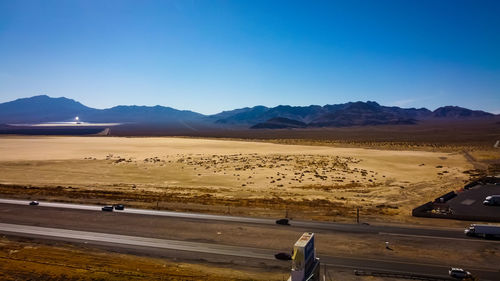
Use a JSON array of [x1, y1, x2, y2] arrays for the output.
[[1, 222, 498, 280], [0, 198, 487, 243], [0, 222, 272, 260]]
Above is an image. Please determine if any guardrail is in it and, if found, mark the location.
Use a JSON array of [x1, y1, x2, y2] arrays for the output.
[[354, 269, 453, 281]]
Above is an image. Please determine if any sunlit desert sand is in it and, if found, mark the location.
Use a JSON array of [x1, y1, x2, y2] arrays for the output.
[[0, 136, 472, 221]]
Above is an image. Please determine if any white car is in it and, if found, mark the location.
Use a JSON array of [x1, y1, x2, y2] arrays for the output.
[[449, 268, 472, 279]]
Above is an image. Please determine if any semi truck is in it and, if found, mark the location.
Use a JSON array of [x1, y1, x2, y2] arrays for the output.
[[464, 224, 500, 239]]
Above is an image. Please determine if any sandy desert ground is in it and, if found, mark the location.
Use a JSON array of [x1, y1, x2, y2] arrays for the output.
[[0, 136, 478, 222]]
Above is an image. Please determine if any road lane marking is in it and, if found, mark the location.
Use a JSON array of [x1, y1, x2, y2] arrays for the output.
[[379, 232, 500, 244]]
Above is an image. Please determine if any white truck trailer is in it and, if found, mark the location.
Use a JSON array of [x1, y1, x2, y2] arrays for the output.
[[464, 224, 500, 239]]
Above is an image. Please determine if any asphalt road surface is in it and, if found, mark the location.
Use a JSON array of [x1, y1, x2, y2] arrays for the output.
[[1, 198, 499, 280], [1, 222, 499, 280], [448, 184, 500, 218], [0, 198, 488, 241], [0, 222, 273, 260]]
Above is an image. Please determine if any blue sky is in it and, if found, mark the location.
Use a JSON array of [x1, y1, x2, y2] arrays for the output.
[[0, 0, 499, 114]]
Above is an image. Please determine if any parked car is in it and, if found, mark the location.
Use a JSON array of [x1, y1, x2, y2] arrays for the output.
[[114, 204, 125, 210], [449, 268, 472, 279], [274, 252, 292, 260], [29, 201, 39, 206], [276, 218, 290, 225], [101, 206, 114, 212]]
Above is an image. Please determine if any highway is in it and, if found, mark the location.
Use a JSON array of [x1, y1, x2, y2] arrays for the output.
[[0, 222, 273, 260], [0, 198, 499, 280], [0, 198, 485, 241], [0, 222, 499, 280]]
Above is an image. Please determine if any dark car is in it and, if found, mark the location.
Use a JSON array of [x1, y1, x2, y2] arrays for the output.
[[29, 201, 39, 206], [483, 195, 500, 206], [276, 218, 290, 225], [114, 204, 125, 210], [101, 206, 114, 212], [274, 252, 292, 260]]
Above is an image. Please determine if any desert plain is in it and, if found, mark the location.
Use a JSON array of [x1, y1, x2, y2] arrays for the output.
[[1, 135, 500, 281], [0, 135, 479, 223]]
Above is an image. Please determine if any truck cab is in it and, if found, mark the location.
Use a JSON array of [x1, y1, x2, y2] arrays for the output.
[[464, 225, 475, 236]]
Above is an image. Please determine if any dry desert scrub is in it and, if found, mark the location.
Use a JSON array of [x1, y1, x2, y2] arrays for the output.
[[0, 236, 282, 281], [0, 136, 475, 222]]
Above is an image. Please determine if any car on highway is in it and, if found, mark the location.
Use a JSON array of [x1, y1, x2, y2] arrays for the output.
[[483, 195, 500, 206], [29, 201, 39, 206], [114, 204, 125, 210], [449, 268, 472, 279], [275, 218, 290, 225], [274, 252, 292, 260], [101, 206, 114, 212]]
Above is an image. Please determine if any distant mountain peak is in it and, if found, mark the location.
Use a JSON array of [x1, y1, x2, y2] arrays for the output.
[[432, 106, 493, 118], [28, 94, 50, 99], [20, 94, 77, 102]]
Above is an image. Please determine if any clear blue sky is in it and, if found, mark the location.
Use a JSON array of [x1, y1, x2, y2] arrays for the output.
[[0, 0, 499, 114]]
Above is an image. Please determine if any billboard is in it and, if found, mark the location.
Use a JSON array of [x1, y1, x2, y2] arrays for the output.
[[291, 232, 316, 281]]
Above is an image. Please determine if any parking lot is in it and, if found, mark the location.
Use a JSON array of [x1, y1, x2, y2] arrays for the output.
[[413, 181, 500, 222], [447, 184, 500, 220]]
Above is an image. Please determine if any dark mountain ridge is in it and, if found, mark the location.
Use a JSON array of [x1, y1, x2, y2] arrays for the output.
[[250, 117, 307, 129], [0, 95, 496, 129], [86, 105, 204, 123], [0, 95, 204, 125], [307, 101, 418, 127], [432, 106, 494, 119], [0, 95, 97, 123]]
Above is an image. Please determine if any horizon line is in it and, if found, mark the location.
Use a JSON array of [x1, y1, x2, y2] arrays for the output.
[[1, 94, 496, 116]]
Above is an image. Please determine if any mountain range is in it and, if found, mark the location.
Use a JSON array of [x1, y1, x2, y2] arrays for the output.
[[0, 95, 496, 130]]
